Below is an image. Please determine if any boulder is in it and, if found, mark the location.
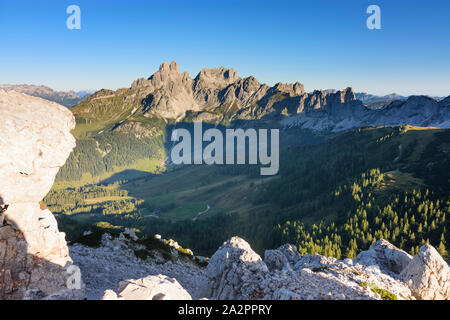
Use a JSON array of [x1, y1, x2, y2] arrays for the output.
[[354, 239, 413, 274], [103, 275, 192, 300], [400, 244, 450, 300]]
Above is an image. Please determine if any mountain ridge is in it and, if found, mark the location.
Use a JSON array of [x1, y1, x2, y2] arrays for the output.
[[72, 61, 450, 131], [0, 84, 91, 107]]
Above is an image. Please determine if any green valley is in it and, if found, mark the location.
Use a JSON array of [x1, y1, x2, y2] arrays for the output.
[[47, 125, 450, 257]]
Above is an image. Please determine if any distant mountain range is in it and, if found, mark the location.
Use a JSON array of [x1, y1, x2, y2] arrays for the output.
[[354, 92, 446, 110], [4, 66, 448, 129], [0, 84, 93, 107], [355, 92, 406, 103], [71, 61, 449, 132]]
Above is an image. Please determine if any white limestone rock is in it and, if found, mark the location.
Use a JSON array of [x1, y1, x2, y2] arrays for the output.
[[103, 275, 192, 300], [0, 89, 76, 204], [400, 244, 450, 300], [204, 237, 415, 300], [294, 254, 337, 271], [0, 90, 83, 299]]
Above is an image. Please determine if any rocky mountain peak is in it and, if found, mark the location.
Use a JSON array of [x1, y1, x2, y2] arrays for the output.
[[195, 66, 240, 89], [158, 60, 180, 74], [273, 82, 306, 96], [341, 87, 357, 103], [405, 95, 437, 105], [148, 60, 187, 86], [294, 82, 306, 95], [382, 95, 441, 119]]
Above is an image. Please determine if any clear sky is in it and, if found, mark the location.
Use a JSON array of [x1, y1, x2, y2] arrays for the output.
[[1, 0, 449, 96]]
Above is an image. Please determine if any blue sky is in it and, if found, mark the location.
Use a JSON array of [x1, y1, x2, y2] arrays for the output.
[[1, 0, 449, 96]]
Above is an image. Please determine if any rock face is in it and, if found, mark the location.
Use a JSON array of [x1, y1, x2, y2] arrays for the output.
[[400, 245, 450, 300], [0, 90, 84, 299], [0, 90, 76, 203], [103, 275, 192, 300]]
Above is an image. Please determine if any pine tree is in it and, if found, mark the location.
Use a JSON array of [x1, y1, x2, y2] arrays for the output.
[[437, 242, 448, 259]]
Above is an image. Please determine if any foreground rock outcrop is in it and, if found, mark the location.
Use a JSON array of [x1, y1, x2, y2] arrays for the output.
[[200, 237, 411, 300], [0, 90, 84, 299], [197, 237, 449, 300], [66, 227, 450, 301]]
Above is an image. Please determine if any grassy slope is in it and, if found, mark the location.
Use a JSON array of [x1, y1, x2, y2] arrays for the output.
[[120, 165, 274, 222], [56, 89, 168, 187], [96, 125, 449, 225]]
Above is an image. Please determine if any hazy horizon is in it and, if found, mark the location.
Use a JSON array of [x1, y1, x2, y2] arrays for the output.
[[1, 0, 449, 96]]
